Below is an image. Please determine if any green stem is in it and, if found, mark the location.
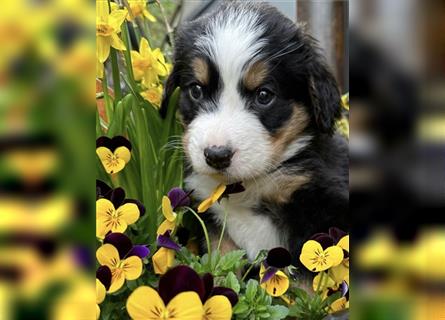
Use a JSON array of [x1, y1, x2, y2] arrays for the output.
[[184, 206, 211, 256], [316, 271, 326, 294], [216, 206, 228, 252], [110, 48, 122, 100], [101, 71, 113, 126], [241, 263, 255, 283]]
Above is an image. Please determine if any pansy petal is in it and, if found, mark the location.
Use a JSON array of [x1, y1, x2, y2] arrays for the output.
[[329, 227, 347, 243], [152, 247, 175, 275], [158, 265, 205, 304], [96, 219, 108, 239], [337, 235, 349, 253], [330, 297, 348, 313], [96, 304, 100, 320], [124, 199, 145, 216], [312, 272, 337, 292], [311, 234, 334, 250], [109, 270, 126, 293], [211, 287, 238, 307], [157, 219, 176, 236], [96, 244, 120, 268], [96, 198, 115, 218], [114, 146, 131, 163], [96, 279, 106, 304], [260, 270, 289, 297], [161, 196, 176, 221], [126, 286, 165, 319], [329, 261, 349, 285], [110, 136, 131, 151], [167, 187, 190, 209], [260, 266, 278, 284], [299, 240, 324, 272], [97, 36, 111, 63], [96, 136, 112, 149], [167, 292, 204, 320], [109, 187, 125, 207], [325, 245, 344, 267], [266, 247, 292, 268], [96, 180, 112, 199], [122, 256, 142, 280], [197, 198, 212, 213], [96, 147, 113, 173], [203, 295, 232, 320], [96, 265, 112, 290], [211, 184, 226, 201], [128, 245, 150, 259], [202, 273, 214, 301], [157, 233, 181, 251], [104, 232, 132, 259], [117, 203, 140, 225]]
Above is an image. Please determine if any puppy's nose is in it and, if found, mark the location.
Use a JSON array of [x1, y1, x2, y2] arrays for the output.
[[204, 145, 233, 170]]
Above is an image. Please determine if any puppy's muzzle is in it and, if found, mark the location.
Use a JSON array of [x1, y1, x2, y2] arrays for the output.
[[204, 145, 233, 170]]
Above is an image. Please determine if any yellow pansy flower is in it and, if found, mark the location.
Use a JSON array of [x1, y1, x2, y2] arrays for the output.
[[96, 136, 132, 174], [197, 184, 226, 213], [157, 196, 177, 235], [126, 0, 157, 22], [127, 286, 203, 320], [96, 244, 143, 293], [152, 247, 175, 275], [131, 38, 167, 85], [96, 279, 106, 320], [330, 297, 349, 313], [96, 198, 140, 238], [259, 264, 289, 297], [96, 0, 127, 63], [299, 240, 343, 272]]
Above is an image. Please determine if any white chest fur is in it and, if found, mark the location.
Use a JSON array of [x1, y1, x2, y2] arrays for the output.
[[186, 173, 287, 260]]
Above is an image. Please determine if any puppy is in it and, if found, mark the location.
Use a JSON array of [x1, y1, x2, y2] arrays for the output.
[[161, 1, 348, 264]]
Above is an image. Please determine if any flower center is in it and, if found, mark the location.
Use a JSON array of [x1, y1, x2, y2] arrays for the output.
[[134, 58, 152, 69], [106, 153, 120, 167], [313, 250, 328, 266], [161, 309, 169, 319], [96, 23, 114, 36]]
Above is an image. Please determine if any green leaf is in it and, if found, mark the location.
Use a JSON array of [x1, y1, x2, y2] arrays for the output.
[[216, 250, 247, 274], [224, 272, 240, 293], [233, 301, 249, 315], [245, 280, 258, 301], [267, 305, 289, 320]]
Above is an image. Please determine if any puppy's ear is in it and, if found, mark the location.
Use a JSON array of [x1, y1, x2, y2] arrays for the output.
[[308, 60, 342, 135], [160, 65, 179, 118]]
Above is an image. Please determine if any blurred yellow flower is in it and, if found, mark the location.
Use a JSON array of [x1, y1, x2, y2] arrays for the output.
[[96, 198, 140, 237], [126, 286, 203, 320], [299, 240, 343, 272], [141, 84, 163, 108], [126, 0, 157, 22], [131, 38, 167, 85], [96, 0, 127, 63], [197, 184, 226, 213], [96, 244, 143, 293], [152, 247, 175, 275]]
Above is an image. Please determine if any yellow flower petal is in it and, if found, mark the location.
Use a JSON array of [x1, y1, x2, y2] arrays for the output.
[[96, 198, 115, 219], [198, 184, 226, 213], [157, 219, 176, 236], [140, 38, 151, 57], [96, 279, 106, 304], [167, 291, 204, 319], [161, 196, 176, 222], [152, 247, 175, 275], [143, 10, 157, 22], [260, 270, 289, 297], [96, 0, 109, 23], [122, 256, 143, 280], [325, 246, 344, 267], [109, 268, 126, 293], [96, 304, 100, 320], [109, 9, 127, 31], [114, 146, 131, 164], [329, 261, 349, 285], [337, 235, 349, 252], [97, 36, 111, 63], [203, 295, 232, 320], [96, 219, 108, 239], [330, 297, 348, 313], [111, 33, 126, 51], [127, 286, 166, 319], [116, 203, 140, 225], [96, 244, 120, 268], [312, 272, 337, 292], [211, 184, 226, 201], [96, 146, 126, 174], [197, 198, 213, 213]]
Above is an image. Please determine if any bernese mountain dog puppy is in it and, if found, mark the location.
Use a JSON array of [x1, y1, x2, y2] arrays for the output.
[[161, 1, 348, 265]]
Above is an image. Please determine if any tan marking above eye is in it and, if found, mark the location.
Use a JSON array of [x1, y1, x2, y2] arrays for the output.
[[191, 58, 209, 85], [243, 60, 268, 90]]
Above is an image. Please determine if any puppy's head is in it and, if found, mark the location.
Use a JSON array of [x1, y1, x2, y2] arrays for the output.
[[162, 2, 341, 183]]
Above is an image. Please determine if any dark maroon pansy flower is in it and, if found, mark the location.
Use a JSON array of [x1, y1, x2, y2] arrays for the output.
[[157, 231, 181, 251], [167, 187, 191, 209], [96, 180, 112, 200], [96, 265, 112, 291], [96, 136, 132, 152], [202, 273, 214, 301], [266, 247, 291, 269], [310, 227, 347, 250], [158, 265, 205, 304], [104, 233, 150, 259], [220, 182, 245, 201]]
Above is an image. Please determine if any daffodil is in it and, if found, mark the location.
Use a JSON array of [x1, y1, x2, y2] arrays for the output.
[[197, 184, 226, 213], [126, 0, 157, 22], [96, 182, 145, 239], [96, 266, 111, 320], [96, 233, 147, 293], [152, 232, 181, 275], [259, 247, 292, 297], [131, 38, 168, 85], [96, 136, 132, 174], [299, 240, 343, 272], [96, 0, 127, 63], [157, 187, 190, 235], [141, 84, 163, 107]]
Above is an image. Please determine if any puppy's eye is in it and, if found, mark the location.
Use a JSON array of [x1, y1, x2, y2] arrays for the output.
[[189, 84, 203, 101], [256, 88, 275, 105]]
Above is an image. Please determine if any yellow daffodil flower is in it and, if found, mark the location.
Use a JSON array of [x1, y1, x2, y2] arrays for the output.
[[96, 279, 106, 320], [141, 84, 163, 107], [131, 38, 167, 85], [96, 244, 142, 293], [152, 247, 175, 275], [96, 0, 127, 63], [157, 196, 177, 235], [126, 0, 156, 22], [96, 199, 140, 238], [127, 286, 203, 320], [259, 264, 289, 297], [203, 295, 232, 320], [197, 184, 226, 213], [299, 240, 343, 272], [330, 297, 349, 313]]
